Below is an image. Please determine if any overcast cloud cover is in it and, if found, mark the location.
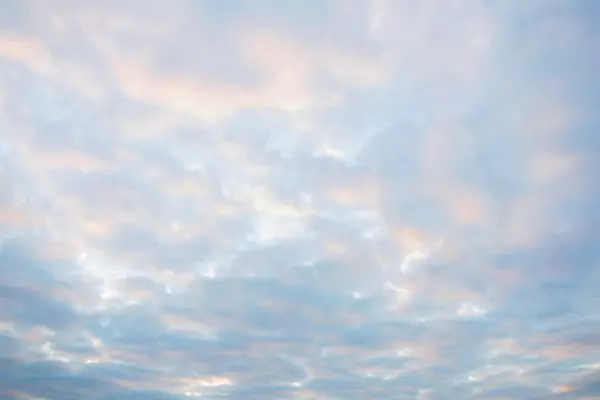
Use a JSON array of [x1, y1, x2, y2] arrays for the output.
[[0, 0, 599, 398]]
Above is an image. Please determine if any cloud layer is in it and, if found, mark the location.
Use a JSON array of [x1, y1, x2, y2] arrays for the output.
[[1, 0, 599, 398]]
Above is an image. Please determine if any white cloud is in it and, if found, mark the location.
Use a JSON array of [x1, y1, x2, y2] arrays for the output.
[[0, 0, 596, 398]]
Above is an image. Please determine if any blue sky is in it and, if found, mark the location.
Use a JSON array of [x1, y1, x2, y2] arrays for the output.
[[0, 0, 599, 398]]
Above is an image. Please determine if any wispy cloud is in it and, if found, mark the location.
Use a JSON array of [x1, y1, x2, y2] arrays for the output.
[[1, 0, 598, 398]]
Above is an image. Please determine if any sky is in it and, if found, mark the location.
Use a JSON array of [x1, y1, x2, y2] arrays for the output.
[[0, 0, 599, 399]]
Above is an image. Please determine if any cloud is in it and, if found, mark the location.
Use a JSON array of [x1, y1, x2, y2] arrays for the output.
[[0, 0, 598, 398]]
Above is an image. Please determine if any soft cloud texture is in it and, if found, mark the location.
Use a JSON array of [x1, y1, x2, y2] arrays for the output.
[[1, 0, 599, 398]]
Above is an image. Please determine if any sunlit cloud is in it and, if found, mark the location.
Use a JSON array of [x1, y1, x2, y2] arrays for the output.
[[0, 0, 597, 398]]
